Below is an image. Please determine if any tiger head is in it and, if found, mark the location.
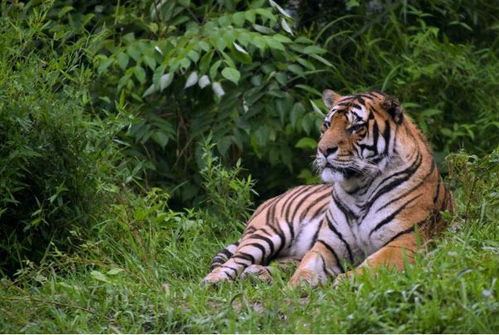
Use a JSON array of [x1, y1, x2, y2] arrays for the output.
[[315, 89, 405, 184]]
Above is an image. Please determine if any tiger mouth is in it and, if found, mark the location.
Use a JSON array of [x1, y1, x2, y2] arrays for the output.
[[324, 163, 359, 178]]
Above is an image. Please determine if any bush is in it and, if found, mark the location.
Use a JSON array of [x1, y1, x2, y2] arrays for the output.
[[0, 6, 115, 275]]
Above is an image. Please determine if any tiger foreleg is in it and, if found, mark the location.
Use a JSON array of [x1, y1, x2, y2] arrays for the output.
[[334, 231, 417, 285], [203, 228, 283, 284], [288, 240, 344, 288]]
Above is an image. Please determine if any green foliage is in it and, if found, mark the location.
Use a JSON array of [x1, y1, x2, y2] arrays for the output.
[[0, 3, 117, 275], [200, 138, 256, 234]]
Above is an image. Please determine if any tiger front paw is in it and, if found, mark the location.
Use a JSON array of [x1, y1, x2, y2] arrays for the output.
[[202, 269, 233, 285], [287, 269, 322, 288], [240, 264, 273, 283]]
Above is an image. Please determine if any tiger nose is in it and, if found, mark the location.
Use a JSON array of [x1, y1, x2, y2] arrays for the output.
[[319, 146, 338, 156]]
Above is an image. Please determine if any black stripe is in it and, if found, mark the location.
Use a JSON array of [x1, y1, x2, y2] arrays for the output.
[[219, 248, 234, 259], [289, 185, 324, 223], [382, 225, 415, 247], [249, 233, 275, 256], [376, 160, 436, 212], [266, 224, 287, 256], [369, 194, 423, 236], [246, 242, 267, 263], [299, 189, 331, 221], [317, 239, 345, 273], [433, 175, 442, 204], [381, 120, 391, 156], [332, 191, 356, 221], [363, 151, 423, 214], [325, 212, 354, 263], [220, 265, 238, 278], [233, 252, 256, 264]]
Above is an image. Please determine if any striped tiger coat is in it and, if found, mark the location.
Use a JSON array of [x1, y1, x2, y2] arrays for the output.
[[203, 89, 454, 287]]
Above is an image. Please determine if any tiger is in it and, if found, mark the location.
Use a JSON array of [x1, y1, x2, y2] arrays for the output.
[[203, 89, 454, 287]]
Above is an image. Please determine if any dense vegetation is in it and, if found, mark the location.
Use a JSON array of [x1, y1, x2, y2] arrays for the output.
[[0, 0, 497, 333]]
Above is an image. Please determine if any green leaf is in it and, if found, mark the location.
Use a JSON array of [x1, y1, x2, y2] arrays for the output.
[[152, 132, 170, 148], [187, 50, 199, 62], [273, 34, 292, 43], [232, 12, 245, 26], [91, 271, 110, 283], [221, 67, 240, 84], [117, 52, 129, 70], [302, 45, 326, 55], [209, 60, 222, 80], [97, 57, 113, 74], [295, 137, 317, 149], [143, 55, 156, 70], [143, 84, 156, 97], [107, 268, 124, 275], [133, 66, 146, 84], [245, 10, 256, 23], [199, 50, 214, 75], [127, 44, 141, 61]]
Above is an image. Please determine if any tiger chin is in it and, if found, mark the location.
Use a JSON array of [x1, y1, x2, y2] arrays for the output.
[[203, 89, 454, 288]]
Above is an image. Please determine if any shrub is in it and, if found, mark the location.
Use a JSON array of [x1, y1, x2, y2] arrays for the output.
[[0, 6, 114, 275]]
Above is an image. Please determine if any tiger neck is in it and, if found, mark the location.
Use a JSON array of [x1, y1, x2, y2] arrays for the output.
[[335, 119, 432, 201]]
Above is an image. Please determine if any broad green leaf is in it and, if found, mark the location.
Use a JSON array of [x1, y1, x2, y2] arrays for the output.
[[91, 271, 110, 283], [97, 57, 113, 74], [133, 66, 146, 84], [107, 268, 124, 275], [273, 34, 292, 43], [245, 10, 256, 23], [187, 50, 199, 62], [117, 52, 129, 70], [221, 67, 240, 84], [288, 64, 304, 77], [232, 12, 245, 26], [310, 100, 325, 116], [199, 50, 214, 75], [152, 132, 170, 148], [302, 45, 327, 55], [143, 55, 156, 70], [295, 137, 317, 149], [198, 40, 210, 52], [127, 44, 141, 61], [209, 60, 222, 80], [143, 84, 156, 97]]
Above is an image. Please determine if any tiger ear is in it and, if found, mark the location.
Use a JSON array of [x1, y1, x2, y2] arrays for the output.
[[322, 89, 341, 109], [382, 95, 404, 124]]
